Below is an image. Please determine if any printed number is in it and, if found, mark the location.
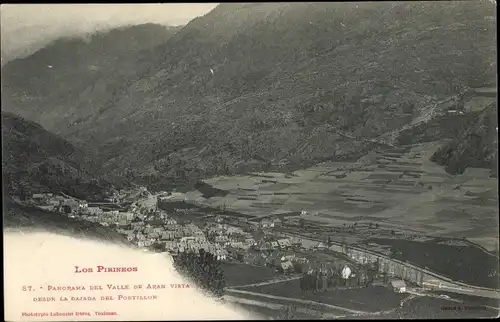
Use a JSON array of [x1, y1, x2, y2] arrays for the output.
[[488, 269, 497, 277], [22, 285, 33, 291]]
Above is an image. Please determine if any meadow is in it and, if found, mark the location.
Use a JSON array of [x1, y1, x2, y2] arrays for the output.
[[190, 142, 498, 251]]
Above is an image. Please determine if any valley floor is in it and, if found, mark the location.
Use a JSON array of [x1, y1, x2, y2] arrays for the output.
[[186, 141, 498, 251]]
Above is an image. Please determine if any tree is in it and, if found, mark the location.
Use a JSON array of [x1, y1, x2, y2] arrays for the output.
[[173, 249, 226, 298], [382, 271, 389, 284], [19, 185, 26, 201], [150, 243, 165, 253], [279, 305, 298, 320], [327, 236, 333, 247]]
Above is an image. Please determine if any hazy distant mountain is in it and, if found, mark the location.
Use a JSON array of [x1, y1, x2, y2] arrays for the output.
[[0, 3, 215, 64], [0, 17, 117, 65], [2, 2, 497, 190], [1, 112, 112, 200], [2, 23, 182, 143]]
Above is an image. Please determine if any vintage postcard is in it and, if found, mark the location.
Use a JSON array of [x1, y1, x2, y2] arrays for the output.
[[2, 2, 499, 320]]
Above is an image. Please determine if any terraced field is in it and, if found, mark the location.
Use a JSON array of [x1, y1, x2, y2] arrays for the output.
[[186, 142, 498, 250]]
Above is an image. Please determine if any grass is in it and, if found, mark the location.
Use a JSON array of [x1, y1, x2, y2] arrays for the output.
[[382, 296, 499, 319], [367, 237, 499, 289], [195, 180, 229, 198], [226, 291, 351, 317], [221, 262, 277, 287], [243, 279, 406, 312]]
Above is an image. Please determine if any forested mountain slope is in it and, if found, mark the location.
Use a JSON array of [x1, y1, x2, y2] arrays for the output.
[[2, 2, 496, 189]]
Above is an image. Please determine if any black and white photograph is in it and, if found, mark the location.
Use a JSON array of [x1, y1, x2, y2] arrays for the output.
[[2, 2, 499, 320]]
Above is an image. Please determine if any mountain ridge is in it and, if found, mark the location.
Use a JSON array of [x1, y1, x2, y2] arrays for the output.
[[2, 112, 113, 200], [2, 2, 497, 190]]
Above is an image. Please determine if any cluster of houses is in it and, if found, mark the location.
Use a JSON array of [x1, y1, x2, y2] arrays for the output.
[[26, 190, 410, 294], [28, 193, 87, 215], [116, 216, 232, 260], [252, 237, 301, 251]]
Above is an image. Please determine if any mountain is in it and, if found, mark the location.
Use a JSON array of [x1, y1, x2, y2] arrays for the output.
[[1, 23, 182, 140], [1, 112, 112, 200], [2, 2, 497, 190]]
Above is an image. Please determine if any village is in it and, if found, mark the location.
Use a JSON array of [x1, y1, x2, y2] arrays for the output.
[[18, 187, 411, 297]]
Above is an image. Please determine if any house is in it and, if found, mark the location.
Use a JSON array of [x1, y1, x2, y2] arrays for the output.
[[180, 236, 196, 243], [165, 218, 177, 225], [341, 265, 352, 279], [277, 239, 292, 249], [161, 192, 185, 202], [260, 218, 275, 228], [215, 235, 230, 246], [245, 238, 256, 246], [273, 218, 283, 227], [105, 197, 119, 203], [148, 231, 161, 239], [226, 225, 244, 235], [280, 261, 294, 274], [270, 241, 280, 249], [117, 220, 130, 227], [253, 241, 271, 251], [215, 249, 228, 261], [63, 199, 80, 212], [281, 254, 296, 262], [47, 200, 61, 207], [164, 241, 179, 252], [102, 210, 119, 216], [316, 242, 327, 250], [229, 241, 244, 249], [161, 231, 175, 241], [447, 109, 464, 115], [138, 240, 154, 248], [114, 212, 134, 222], [290, 236, 302, 247], [390, 280, 407, 293], [78, 201, 88, 210], [32, 194, 46, 204], [38, 205, 55, 212]]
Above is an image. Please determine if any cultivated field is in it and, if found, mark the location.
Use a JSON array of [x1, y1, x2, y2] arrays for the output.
[[189, 142, 498, 250], [221, 262, 277, 287], [366, 237, 499, 289], [240, 281, 406, 312]]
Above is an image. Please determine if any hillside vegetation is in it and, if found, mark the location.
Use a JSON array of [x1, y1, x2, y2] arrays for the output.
[[2, 2, 496, 189], [431, 104, 498, 176], [2, 112, 112, 200]]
